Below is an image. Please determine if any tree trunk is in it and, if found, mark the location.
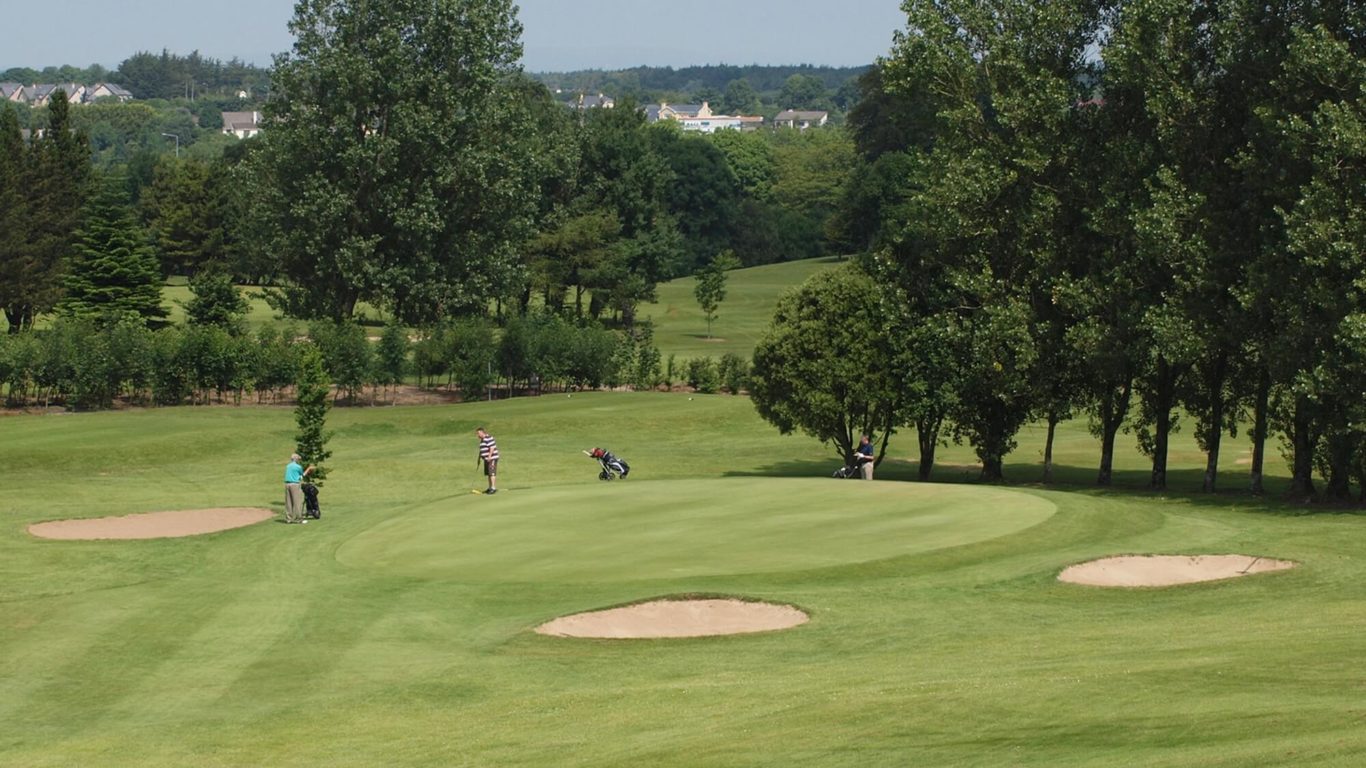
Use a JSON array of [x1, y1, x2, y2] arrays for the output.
[[981, 455, 1004, 483], [1289, 396, 1316, 500], [873, 411, 894, 467], [1201, 354, 1227, 493], [1249, 368, 1269, 495], [1043, 412, 1058, 484], [1097, 379, 1131, 487], [1324, 430, 1352, 501], [916, 416, 941, 481], [1150, 357, 1174, 491]]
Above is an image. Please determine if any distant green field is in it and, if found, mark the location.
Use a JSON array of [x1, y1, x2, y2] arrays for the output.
[[159, 283, 392, 332], [3, 392, 1362, 766], [640, 256, 840, 360]]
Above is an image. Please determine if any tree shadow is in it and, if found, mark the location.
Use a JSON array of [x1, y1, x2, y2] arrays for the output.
[[725, 457, 1362, 517]]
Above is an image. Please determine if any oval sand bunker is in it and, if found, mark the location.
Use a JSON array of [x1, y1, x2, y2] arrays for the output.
[[536, 599, 809, 639], [28, 508, 274, 540], [1059, 554, 1296, 587]]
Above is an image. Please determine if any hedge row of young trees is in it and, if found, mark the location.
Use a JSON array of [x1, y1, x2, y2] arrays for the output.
[[0, 312, 753, 411]]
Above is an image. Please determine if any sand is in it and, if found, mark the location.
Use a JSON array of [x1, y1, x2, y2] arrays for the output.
[[1059, 554, 1296, 587], [536, 598, 809, 638], [28, 508, 275, 540]]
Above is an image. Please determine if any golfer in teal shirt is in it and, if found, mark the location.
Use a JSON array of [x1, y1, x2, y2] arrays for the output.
[[283, 453, 313, 523]]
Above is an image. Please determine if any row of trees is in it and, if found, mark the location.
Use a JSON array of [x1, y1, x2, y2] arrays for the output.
[[543, 69, 862, 118], [0, 310, 735, 410], [113, 50, 270, 101], [754, 0, 1364, 502]]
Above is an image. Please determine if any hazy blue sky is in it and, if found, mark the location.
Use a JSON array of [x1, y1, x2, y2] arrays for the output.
[[4, 0, 907, 73]]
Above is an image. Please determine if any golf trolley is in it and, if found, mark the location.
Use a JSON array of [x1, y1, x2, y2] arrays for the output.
[[302, 482, 321, 519], [584, 448, 630, 481]]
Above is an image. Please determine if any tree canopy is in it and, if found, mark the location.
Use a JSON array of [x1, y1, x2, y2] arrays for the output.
[[248, 0, 542, 324]]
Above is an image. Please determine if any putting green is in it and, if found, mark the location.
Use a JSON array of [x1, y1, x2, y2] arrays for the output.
[[337, 478, 1055, 582]]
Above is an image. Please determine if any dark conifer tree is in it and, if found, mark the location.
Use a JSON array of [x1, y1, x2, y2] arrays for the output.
[[2, 91, 90, 332], [56, 173, 168, 328]]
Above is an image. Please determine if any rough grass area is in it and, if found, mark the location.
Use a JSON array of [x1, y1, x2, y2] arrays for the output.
[[1, 393, 1362, 767]]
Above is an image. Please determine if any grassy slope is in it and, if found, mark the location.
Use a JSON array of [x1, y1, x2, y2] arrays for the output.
[[2, 393, 1362, 767], [638, 257, 841, 360]]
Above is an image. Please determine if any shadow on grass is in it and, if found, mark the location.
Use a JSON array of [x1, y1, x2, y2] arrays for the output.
[[727, 458, 1364, 518]]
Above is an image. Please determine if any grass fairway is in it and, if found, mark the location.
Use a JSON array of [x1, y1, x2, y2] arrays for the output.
[[338, 479, 1055, 582], [2, 393, 1364, 766]]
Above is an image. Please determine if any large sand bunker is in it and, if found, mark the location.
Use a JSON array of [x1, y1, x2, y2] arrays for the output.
[[536, 598, 809, 639], [28, 508, 275, 540], [1059, 554, 1296, 587]]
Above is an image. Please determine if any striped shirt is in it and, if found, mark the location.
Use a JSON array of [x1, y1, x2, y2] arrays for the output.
[[479, 435, 499, 462]]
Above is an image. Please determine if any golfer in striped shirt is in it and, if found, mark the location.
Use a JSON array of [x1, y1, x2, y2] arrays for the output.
[[476, 427, 499, 495]]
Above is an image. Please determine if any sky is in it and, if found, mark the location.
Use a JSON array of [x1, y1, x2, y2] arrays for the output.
[[4, 0, 907, 73]]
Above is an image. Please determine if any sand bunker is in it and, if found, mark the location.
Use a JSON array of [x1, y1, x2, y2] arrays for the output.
[[536, 598, 809, 639], [28, 508, 275, 540], [1059, 554, 1296, 587]]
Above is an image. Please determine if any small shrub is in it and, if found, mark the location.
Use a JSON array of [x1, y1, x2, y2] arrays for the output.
[[686, 357, 720, 394], [718, 352, 750, 394]]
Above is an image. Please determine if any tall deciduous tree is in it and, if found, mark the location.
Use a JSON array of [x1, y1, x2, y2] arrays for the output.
[[250, 0, 540, 324], [750, 264, 901, 467], [880, 0, 1101, 481], [574, 100, 683, 325], [1272, 24, 1366, 500], [649, 127, 740, 270], [720, 78, 759, 116]]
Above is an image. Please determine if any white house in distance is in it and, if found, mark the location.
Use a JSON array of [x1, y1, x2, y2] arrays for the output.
[[84, 83, 134, 102], [773, 109, 829, 130], [221, 111, 262, 139], [646, 101, 763, 134]]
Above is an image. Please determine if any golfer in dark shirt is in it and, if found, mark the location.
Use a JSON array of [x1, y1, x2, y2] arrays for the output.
[[856, 435, 875, 480]]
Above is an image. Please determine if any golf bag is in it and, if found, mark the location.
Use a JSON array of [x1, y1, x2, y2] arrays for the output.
[[832, 464, 860, 479], [588, 448, 630, 480], [302, 483, 321, 519]]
